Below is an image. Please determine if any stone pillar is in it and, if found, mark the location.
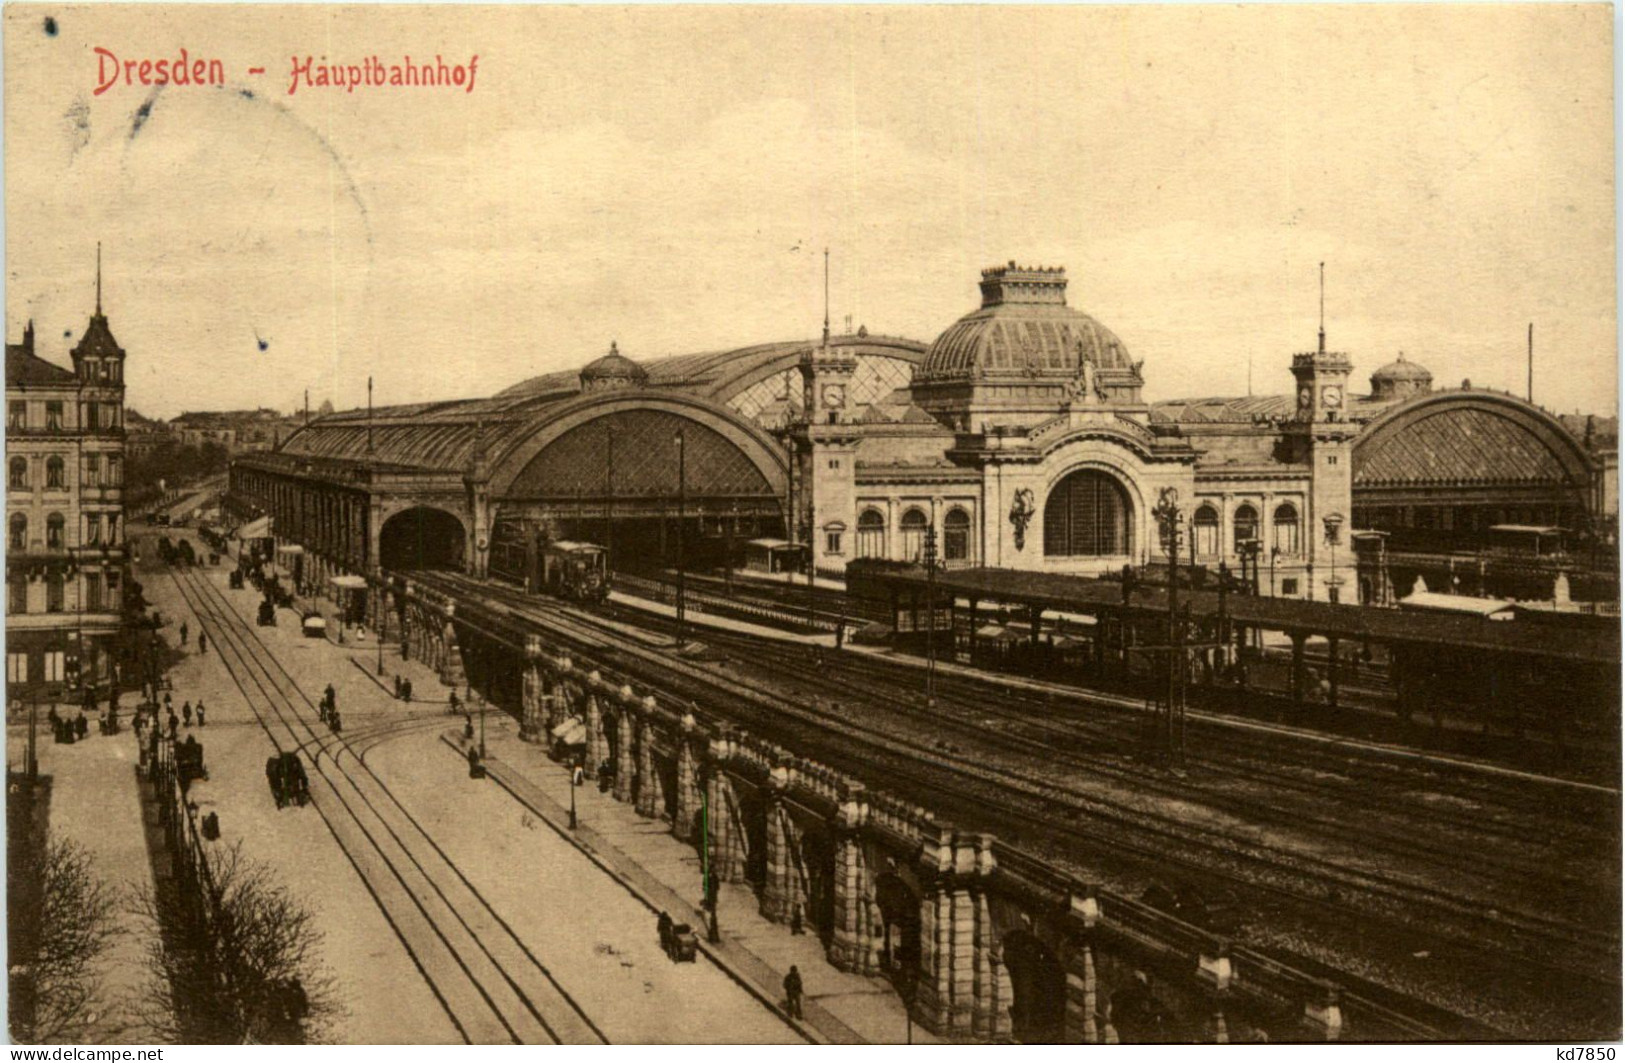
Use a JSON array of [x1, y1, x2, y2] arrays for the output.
[[760, 763, 791, 923], [1064, 889, 1101, 1044], [548, 673, 571, 732], [635, 703, 665, 819], [829, 784, 867, 972], [441, 609, 467, 689], [972, 886, 996, 1040], [584, 684, 607, 775], [947, 867, 977, 1033], [673, 713, 700, 842], [519, 636, 544, 743], [916, 883, 953, 1034], [613, 688, 636, 804]]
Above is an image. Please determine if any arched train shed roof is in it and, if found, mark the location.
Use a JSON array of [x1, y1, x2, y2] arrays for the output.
[[1353, 390, 1593, 491], [276, 335, 926, 475]]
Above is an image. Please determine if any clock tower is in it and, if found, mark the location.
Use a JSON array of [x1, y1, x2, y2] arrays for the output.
[[791, 315, 861, 578], [1287, 275, 1357, 601]]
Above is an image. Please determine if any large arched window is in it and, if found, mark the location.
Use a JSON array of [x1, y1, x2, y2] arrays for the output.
[[943, 508, 972, 562], [45, 456, 64, 490], [900, 508, 929, 563], [856, 508, 887, 559], [8, 513, 25, 551], [8, 457, 26, 490], [1273, 502, 1301, 556], [1044, 469, 1131, 557], [1192, 504, 1220, 559], [46, 513, 65, 550], [1232, 504, 1259, 553]]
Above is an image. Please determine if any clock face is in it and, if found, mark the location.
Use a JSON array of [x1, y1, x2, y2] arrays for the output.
[[822, 384, 845, 409], [1321, 386, 1343, 408], [1298, 385, 1313, 409]]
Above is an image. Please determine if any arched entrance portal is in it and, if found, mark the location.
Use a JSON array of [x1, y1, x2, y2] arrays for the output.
[[491, 397, 788, 578], [1002, 930, 1066, 1043], [380, 506, 466, 571], [1044, 469, 1132, 557]]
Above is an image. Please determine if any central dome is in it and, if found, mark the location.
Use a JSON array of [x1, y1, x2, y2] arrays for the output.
[[917, 263, 1134, 385]]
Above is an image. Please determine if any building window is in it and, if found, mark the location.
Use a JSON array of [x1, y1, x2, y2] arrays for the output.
[[7, 653, 27, 684], [944, 507, 971, 562], [46, 513, 64, 550], [105, 515, 117, 545], [1232, 504, 1259, 552], [828, 459, 840, 470], [1044, 469, 1131, 557], [825, 531, 843, 554], [46, 574, 64, 613], [45, 456, 64, 489], [1281, 578, 1299, 596], [1327, 454, 1338, 466], [86, 514, 101, 545], [85, 401, 99, 430], [1273, 503, 1301, 556], [857, 508, 887, 559], [1193, 504, 1220, 558], [85, 572, 101, 612], [900, 508, 929, 563], [7, 401, 25, 430], [42, 652, 64, 683], [83, 454, 100, 485], [8, 577, 26, 615], [107, 455, 122, 485], [44, 401, 63, 430], [9, 513, 27, 551], [9, 457, 27, 490]]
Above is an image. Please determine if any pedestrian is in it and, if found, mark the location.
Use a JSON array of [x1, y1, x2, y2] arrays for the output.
[[74, 712, 88, 740], [180, 621, 189, 647], [449, 689, 460, 715], [182, 701, 193, 727], [164, 692, 172, 712], [196, 701, 206, 728], [783, 965, 804, 1019], [47, 705, 60, 730], [325, 683, 336, 712], [198, 632, 207, 655], [404, 678, 413, 703], [168, 711, 179, 739], [790, 904, 804, 936], [393, 675, 403, 700]]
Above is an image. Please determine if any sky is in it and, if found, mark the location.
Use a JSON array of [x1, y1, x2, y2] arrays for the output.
[[4, 4, 1616, 419]]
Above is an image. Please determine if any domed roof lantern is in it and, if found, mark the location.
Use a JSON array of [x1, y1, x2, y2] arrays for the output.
[[579, 341, 648, 393], [1369, 351, 1433, 402]]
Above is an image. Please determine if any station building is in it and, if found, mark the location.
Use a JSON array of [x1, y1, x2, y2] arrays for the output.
[[228, 261, 1610, 605], [5, 285, 130, 699]]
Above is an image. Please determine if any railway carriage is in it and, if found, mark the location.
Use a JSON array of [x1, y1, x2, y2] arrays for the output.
[[488, 522, 611, 604]]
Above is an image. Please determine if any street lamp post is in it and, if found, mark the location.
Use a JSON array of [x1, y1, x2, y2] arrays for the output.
[[923, 526, 942, 709], [674, 429, 687, 641], [725, 501, 738, 595], [1323, 513, 1345, 605], [1151, 488, 1185, 767]]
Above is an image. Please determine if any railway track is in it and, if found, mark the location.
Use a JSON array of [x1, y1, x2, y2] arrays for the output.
[[165, 564, 609, 1046], [411, 568, 1620, 1039]]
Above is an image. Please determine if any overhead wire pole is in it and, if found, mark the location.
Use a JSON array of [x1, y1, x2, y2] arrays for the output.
[[674, 428, 687, 641], [1528, 322, 1534, 403]]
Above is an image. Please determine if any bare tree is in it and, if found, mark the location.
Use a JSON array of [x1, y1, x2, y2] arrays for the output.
[[130, 841, 341, 1044], [9, 839, 122, 1043]]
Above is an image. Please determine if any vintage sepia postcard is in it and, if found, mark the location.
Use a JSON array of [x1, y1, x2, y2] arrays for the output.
[[3, 2, 1618, 1049]]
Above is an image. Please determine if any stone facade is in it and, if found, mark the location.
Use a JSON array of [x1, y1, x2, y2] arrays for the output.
[[5, 277, 129, 699]]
